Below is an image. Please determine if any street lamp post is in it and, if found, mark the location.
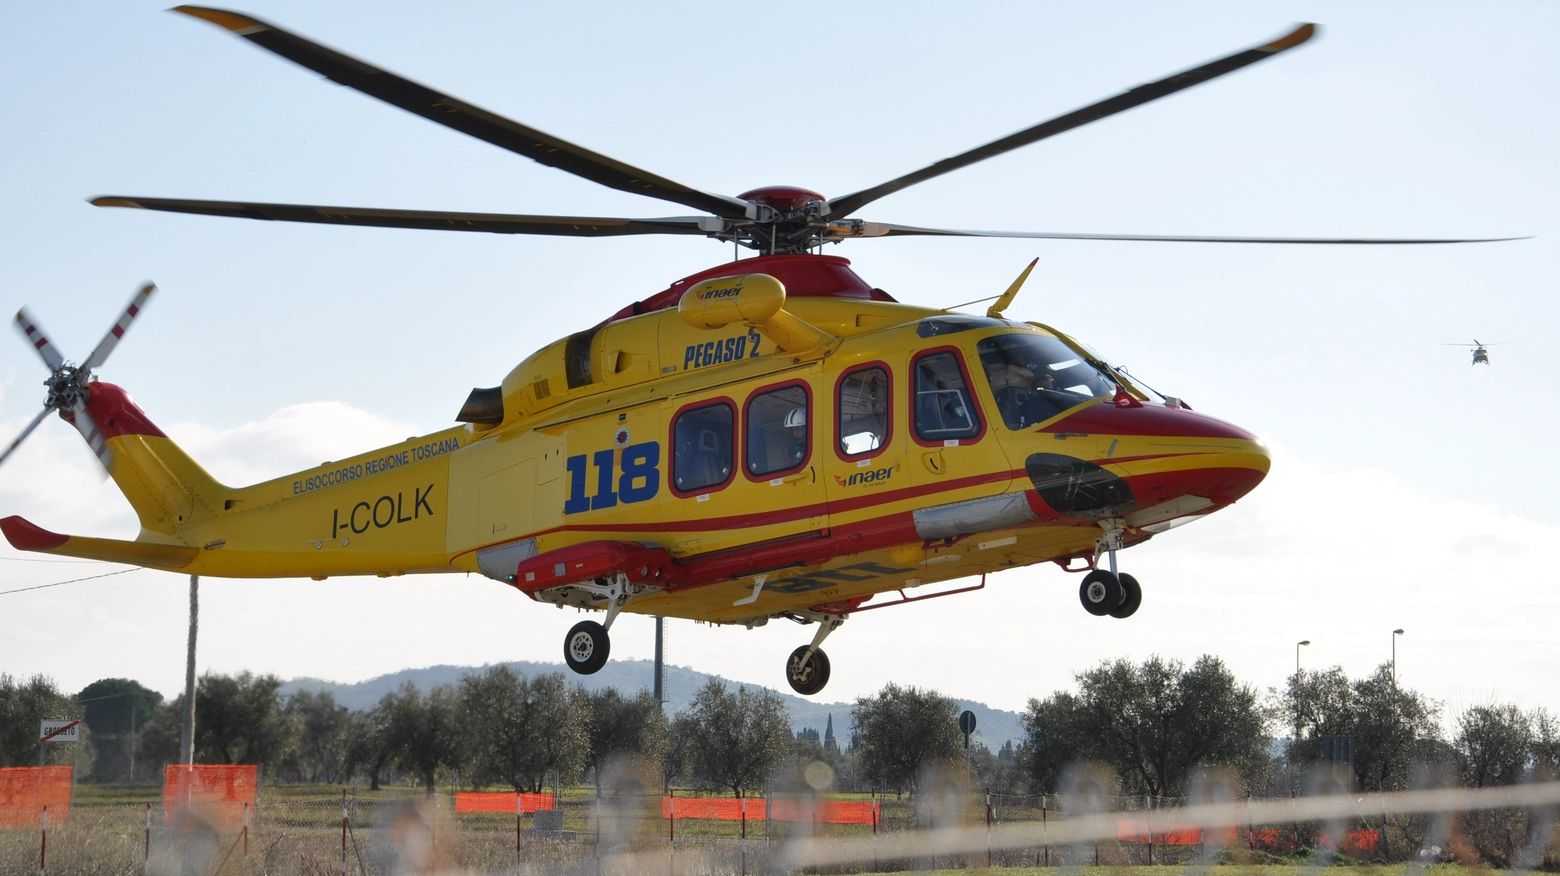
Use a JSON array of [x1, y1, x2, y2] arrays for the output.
[[1292, 639, 1311, 794], [1392, 629, 1405, 684]]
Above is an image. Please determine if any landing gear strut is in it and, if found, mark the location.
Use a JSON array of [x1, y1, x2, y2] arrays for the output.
[[1078, 519, 1142, 619], [785, 613, 844, 696], [560, 574, 639, 675]]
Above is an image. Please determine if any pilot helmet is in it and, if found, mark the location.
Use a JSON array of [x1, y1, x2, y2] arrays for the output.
[[783, 407, 807, 429]]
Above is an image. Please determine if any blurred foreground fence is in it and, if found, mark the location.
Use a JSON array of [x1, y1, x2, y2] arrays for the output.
[[2, 781, 1558, 874]]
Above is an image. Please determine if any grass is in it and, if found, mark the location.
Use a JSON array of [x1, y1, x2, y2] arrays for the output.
[[30, 785, 1556, 874]]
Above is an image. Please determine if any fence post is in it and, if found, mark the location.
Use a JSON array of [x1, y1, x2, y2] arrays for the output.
[[340, 789, 348, 876], [1042, 793, 1049, 867], [243, 800, 250, 875], [1291, 789, 1298, 851], [516, 790, 523, 868], [871, 788, 879, 871], [985, 787, 993, 867], [1146, 793, 1154, 866], [144, 802, 151, 876], [1247, 795, 1254, 850], [668, 790, 675, 876], [39, 805, 47, 876]]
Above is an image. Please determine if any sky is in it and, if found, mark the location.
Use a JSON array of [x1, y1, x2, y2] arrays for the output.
[[1, 2, 1555, 725]]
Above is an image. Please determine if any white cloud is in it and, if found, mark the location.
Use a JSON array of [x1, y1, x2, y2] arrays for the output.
[[167, 401, 422, 488]]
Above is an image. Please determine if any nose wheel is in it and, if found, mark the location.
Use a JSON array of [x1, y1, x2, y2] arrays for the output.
[[1079, 519, 1142, 619], [1111, 573, 1142, 618], [1079, 570, 1121, 615]]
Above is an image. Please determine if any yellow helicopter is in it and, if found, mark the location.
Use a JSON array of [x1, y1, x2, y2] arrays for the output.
[[1, 8, 1512, 695], [1443, 339, 1512, 365]]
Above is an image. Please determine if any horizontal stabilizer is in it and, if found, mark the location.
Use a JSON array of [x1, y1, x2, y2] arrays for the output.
[[0, 516, 199, 570]]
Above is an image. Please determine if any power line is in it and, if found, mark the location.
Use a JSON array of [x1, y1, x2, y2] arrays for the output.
[[0, 556, 109, 564], [0, 567, 140, 596]]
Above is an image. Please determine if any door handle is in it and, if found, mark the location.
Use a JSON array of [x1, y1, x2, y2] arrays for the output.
[[922, 450, 946, 475]]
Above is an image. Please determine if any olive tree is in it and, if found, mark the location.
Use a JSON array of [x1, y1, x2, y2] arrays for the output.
[[458, 666, 589, 792], [851, 682, 961, 794], [682, 678, 790, 797], [585, 687, 666, 793], [1024, 655, 1270, 797]]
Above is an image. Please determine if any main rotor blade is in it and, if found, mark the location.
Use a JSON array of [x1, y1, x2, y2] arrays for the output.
[[173, 6, 752, 220], [92, 197, 712, 238], [64, 398, 113, 474], [829, 23, 1318, 218], [82, 283, 155, 372], [13, 309, 65, 372], [0, 407, 56, 469], [851, 223, 1526, 245]]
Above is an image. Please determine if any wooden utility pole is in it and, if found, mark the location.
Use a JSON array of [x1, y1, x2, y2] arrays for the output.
[[178, 575, 198, 764]]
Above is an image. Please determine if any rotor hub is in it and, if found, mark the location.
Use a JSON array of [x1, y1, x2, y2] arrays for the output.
[[43, 365, 90, 411]]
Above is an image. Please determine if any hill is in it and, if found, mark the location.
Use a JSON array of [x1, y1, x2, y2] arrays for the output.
[[279, 658, 1024, 749]]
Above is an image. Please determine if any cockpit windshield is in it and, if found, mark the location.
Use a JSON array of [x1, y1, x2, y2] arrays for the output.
[[977, 333, 1118, 430]]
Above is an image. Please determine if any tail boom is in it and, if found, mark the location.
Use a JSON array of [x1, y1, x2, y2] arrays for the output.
[[1, 516, 198, 570]]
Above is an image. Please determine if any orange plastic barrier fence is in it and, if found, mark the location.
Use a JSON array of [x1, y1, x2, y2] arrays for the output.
[[0, 766, 72, 828], [163, 765, 257, 831], [1117, 821, 1238, 844], [1247, 827, 1379, 852], [660, 797, 878, 825], [662, 797, 753, 820], [770, 798, 878, 825], [454, 792, 555, 814], [1325, 829, 1380, 852]]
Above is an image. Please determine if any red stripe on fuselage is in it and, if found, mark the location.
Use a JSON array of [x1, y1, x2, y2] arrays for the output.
[[1041, 403, 1257, 440]]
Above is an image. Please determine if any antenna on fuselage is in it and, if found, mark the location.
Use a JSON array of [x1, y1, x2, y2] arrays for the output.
[[987, 258, 1039, 319]]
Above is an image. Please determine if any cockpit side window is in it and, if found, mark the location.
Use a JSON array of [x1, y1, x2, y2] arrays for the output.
[[912, 350, 981, 442], [837, 366, 890, 458], [977, 333, 1116, 429], [672, 402, 734, 494]]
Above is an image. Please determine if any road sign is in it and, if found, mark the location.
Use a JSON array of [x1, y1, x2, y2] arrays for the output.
[[959, 710, 977, 736], [39, 721, 80, 744]]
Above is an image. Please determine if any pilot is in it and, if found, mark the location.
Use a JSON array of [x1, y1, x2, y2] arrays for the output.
[[783, 407, 808, 466], [1033, 371, 1055, 391]]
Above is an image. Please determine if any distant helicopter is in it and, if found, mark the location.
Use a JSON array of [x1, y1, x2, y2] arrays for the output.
[[1444, 340, 1512, 365]]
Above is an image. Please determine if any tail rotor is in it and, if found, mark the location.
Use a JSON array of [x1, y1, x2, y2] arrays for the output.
[[1, 282, 157, 472]]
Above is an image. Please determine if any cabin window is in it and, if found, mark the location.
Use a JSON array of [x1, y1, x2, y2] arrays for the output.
[[837, 366, 890, 457], [913, 351, 980, 441], [977, 333, 1116, 429], [672, 402, 734, 493], [746, 384, 810, 477]]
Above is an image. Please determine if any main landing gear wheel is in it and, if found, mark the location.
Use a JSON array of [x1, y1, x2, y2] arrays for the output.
[[785, 645, 831, 696], [1079, 569, 1123, 616], [564, 620, 610, 674], [1110, 572, 1142, 619]]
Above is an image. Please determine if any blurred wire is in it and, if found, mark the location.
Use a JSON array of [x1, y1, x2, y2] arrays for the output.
[[0, 556, 109, 563], [0, 567, 139, 595]]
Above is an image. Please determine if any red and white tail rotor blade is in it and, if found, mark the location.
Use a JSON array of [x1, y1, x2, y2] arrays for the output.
[[0, 407, 57, 469], [14, 308, 65, 371], [83, 282, 155, 372], [64, 398, 113, 474]]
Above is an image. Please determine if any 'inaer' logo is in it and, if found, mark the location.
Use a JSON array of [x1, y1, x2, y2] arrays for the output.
[[697, 284, 743, 301], [834, 464, 900, 487]]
